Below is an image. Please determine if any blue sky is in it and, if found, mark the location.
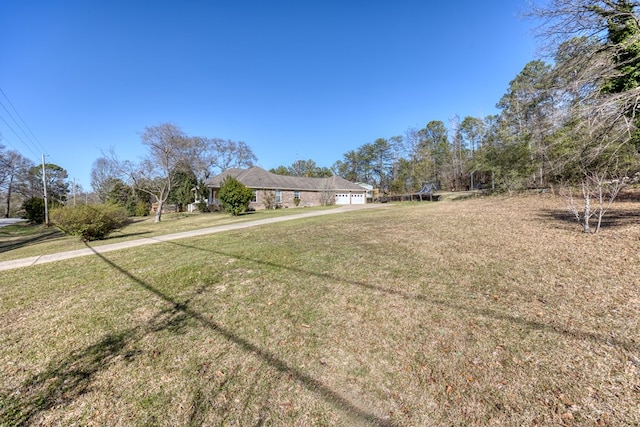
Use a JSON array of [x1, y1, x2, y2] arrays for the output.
[[1, 1, 537, 190]]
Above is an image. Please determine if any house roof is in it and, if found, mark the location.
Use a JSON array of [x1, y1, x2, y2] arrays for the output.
[[205, 167, 365, 192]]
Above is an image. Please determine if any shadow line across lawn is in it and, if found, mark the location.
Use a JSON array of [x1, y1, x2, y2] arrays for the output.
[[0, 245, 395, 427], [0, 302, 188, 425], [539, 208, 640, 230], [0, 228, 65, 254], [164, 239, 639, 355], [3, 232, 637, 425]]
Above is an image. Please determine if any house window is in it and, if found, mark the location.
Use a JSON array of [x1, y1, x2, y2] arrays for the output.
[[294, 191, 300, 200], [251, 190, 257, 203], [275, 190, 282, 204]]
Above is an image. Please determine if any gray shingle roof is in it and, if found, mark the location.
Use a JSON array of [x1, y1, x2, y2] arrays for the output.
[[205, 167, 365, 192]]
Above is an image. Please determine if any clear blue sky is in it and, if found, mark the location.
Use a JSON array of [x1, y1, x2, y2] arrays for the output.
[[1, 1, 537, 190]]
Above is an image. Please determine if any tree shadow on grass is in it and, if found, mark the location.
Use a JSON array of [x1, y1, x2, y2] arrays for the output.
[[5, 235, 638, 425], [0, 302, 199, 426], [1, 328, 135, 425], [89, 249, 395, 427], [0, 228, 66, 254], [164, 239, 640, 355], [616, 189, 640, 203], [539, 207, 640, 230], [0, 247, 395, 427]]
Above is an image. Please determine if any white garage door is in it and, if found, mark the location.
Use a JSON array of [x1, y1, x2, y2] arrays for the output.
[[335, 193, 365, 205]]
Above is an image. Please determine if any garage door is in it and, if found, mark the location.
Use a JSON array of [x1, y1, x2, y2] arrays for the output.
[[335, 193, 350, 204], [335, 193, 366, 205]]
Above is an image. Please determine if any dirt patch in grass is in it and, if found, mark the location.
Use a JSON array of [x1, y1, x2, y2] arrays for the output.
[[1, 193, 639, 425]]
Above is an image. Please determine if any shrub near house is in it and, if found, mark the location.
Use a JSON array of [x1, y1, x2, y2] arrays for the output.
[[217, 176, 254, 216]]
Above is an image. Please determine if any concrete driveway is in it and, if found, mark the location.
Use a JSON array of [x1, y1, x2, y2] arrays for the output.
[[0, 204, 387, 271]]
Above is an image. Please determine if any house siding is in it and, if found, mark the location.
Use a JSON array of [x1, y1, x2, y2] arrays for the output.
[[250, 189, 333, 209]]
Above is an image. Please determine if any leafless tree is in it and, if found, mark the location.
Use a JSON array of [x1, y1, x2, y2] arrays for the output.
[[562, 172, 628, 233], [529, 0, 640, 232], [528, 0, 640, 51], [132, 123, 195, 223], [191, 137, 257, 180], [319, 179, 335, 206], [90, 148, 123, 202], [548, 52, 640, 231], [0, 148, 33, 217]]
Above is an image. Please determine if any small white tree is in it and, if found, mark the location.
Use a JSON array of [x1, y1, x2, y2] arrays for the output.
[[563, 172, 628, 233]]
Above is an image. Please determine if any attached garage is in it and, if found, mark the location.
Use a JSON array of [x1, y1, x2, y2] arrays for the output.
[[335, 192, 366, 205]]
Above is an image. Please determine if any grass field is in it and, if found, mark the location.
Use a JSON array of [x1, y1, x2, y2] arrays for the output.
[[0, 207, 334, 262], [1, 194, 639, 426]]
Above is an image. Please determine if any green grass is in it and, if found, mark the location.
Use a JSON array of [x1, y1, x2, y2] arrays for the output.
[[0, 206, 337, 262], [1, 195, 639, 426]]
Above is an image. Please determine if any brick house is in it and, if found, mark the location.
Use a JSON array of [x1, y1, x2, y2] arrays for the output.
[[205, 167, 367, 209]]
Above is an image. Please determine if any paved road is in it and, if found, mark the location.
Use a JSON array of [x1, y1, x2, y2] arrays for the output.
[[0, 204, 385, 272], [0, 218, 26, 228]]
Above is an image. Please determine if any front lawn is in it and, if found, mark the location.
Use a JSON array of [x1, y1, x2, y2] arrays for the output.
[[1, 194, 639, 426], [0, 206, 335, 262]]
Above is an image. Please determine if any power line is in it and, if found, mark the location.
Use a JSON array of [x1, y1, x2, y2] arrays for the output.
[[0, 114, 40, 160], [0, 131, 26, 154], [0, 89, 74, 198], [0, 88, 63, 169], [0, 87, 48, 155]]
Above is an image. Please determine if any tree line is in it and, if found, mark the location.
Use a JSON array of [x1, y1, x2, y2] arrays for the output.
[[277, 2, 640, 207], [0, 145, 71, 221], [0, 123, 258, 223], [326, 1, 640, 206], [318, 0, 640, 233]]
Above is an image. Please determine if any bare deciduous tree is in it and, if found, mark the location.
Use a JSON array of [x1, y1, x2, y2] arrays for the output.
[[548, 52, 640, 231], [0, 147, 33, 217], [528, 0, 640, 50], [529, 0, 640, 232], [191, 137, 257, 180], [563, 172, 630, 233], [132, 123, 194, 223], [90, 148, 123, 202]]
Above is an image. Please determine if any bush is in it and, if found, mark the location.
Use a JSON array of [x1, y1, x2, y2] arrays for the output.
[[197, 200, 210, 213], [50, 203, 129, 241], [134, 201, 149, 217], [262, 191, 276, 210], [22, 197, 45, 224], [218, 177, 254, 216]]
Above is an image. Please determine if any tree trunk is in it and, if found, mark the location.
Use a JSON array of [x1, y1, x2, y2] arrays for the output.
[[4, 174, 13, 218], [582, 182, 591, 233], [155, 199, 163, 223]]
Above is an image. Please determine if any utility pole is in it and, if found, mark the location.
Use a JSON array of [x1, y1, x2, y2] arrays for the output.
[[42, 154, 49, 226]]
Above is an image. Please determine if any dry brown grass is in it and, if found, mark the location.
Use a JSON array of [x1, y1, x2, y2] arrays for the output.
[[1, 193, 639, 426]]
